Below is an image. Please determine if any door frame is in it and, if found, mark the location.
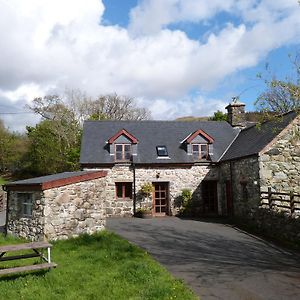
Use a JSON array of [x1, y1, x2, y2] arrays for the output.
[[152, 182, 169, 216]]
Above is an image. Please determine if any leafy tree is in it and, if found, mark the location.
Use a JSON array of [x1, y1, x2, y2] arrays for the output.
[[23, 91, 149, 176], [255, 53, 300, 113], [0, 120, 29, 175], [24, 97, 81, 175], [210, 110, 228, 121], [24, 119, 81, 176]]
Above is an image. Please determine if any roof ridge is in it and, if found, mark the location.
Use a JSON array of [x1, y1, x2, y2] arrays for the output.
[[84, 119, 229, 123], [240, 110, 297, 133]]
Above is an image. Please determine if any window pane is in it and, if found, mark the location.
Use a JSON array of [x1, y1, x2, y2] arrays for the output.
[[116, 144, 123, 151], [116, 183, 123, 198], [124, 183, 132, 198], [18, 193, 33, 217], [124, 151, 131, 160], [201, 145, 207, 158], [116, 152, 123, 160], [192, 144, 199, 151], [124, 145, 131, 152], [157, 146, 168, 156]]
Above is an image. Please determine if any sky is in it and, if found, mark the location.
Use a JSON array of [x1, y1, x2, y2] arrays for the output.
[[0, 0, 300, 132]]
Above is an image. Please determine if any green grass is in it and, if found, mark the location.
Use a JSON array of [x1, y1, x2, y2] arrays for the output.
[[0, 177, 7, 185], [0, 232, 197, 300]]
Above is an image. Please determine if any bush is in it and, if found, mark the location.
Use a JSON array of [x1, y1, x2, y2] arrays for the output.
[[178, 189, 193, 216]]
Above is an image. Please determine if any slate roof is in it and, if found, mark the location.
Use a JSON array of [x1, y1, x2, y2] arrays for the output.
[[4, 170, 107, 190], [221, 111, 298, 161], [80, 120, 239, 165]]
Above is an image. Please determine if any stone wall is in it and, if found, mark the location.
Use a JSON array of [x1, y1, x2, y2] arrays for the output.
[[0, 187, 6, 212], [219, 156, 261, 216], [234, 208, 300, 246], [259, 115, 300, 194], [43, 177, 106, 240], [7, 191, 45, 241], [7, 177, 107, 241], [102, 163, 220, 217]]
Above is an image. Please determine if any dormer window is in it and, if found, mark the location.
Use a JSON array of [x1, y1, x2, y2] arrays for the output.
[[115, 144, 131, 161], [192, 144, 209, 160], [182, 129, 214, 161], [108, 129, 138, 162], [156, 146, 168, 157]]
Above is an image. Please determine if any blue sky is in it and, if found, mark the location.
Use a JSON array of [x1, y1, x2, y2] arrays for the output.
[[0, 0, 300, 131], [102, 0, 299, 111]]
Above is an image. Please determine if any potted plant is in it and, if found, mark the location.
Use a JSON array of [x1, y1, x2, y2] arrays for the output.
[[135, 182, 154, 218]]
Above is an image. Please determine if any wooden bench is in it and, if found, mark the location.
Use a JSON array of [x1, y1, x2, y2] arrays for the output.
[[0, 241, 57, 276]]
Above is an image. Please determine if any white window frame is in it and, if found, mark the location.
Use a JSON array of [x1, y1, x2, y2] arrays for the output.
[[192, 143, 209, 160], [115, 143, 132, 161], [18, 193, 34, 217]]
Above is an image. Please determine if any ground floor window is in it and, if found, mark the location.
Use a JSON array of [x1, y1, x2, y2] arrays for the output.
[[115, 182, 132, 200], [18, 193, 33, 217]]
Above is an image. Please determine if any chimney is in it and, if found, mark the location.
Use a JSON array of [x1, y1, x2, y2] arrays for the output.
[[225, 97, 246, 128]]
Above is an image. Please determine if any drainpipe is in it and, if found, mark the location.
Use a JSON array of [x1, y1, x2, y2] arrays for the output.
[[132, 160, 136, 216], [229, 161, 235, 217], [3, 188, 9, 236]]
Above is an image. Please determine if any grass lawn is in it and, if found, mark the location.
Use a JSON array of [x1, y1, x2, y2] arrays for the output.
[[0, 232, 197, 300]]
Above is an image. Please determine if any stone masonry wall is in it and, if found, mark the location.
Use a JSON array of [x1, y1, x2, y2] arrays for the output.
[[7, 191, 44, 241], [102, 163, 220, 216], [43, 177, 106, 240], [0, 187, 6, 212], [219, 156, 261, 216], [259, 115, 300, 194], [7, 177, 107, 241]]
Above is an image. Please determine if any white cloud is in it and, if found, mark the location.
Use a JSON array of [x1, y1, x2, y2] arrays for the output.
[[147, 95, 227, 120], [0, 0, 300, 131], [129, 0, 236, 36]]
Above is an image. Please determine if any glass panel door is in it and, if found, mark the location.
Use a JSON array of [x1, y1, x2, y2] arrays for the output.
[[153, 183, 168, 216]]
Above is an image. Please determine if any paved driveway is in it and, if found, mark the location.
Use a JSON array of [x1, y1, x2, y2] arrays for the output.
[[107, 217, 300, 300]]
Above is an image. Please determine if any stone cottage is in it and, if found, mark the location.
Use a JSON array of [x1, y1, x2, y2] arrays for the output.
[[3, 171, 107, 240], [3, 101, 300, 241]]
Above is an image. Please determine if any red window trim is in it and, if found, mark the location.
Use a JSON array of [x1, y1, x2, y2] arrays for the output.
[[108, 129, 138, 144], [115, 143, 132, 161], [115, 182, 132, 200], [192, 143, 209, 160], [186, 129, 214, 144]]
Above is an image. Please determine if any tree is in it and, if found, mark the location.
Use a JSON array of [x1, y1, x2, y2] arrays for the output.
[[23, 119, 81, 176], [25, 96, 81, 175], [0, 120, 29, 174], [210, 110, 227, 121], [23, 91, 149, 176], [255, 53, 300, 113], [66, 91, 151, 123]]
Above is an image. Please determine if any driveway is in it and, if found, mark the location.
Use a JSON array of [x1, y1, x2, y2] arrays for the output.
[[107, 217, 300, 300]]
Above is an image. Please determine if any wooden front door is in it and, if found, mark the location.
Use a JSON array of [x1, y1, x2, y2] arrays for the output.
[[202, 181, 218, 214], [153, 182, 169, 216]]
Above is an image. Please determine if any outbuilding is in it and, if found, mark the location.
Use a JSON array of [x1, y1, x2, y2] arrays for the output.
[[3, 171, 107, 241]]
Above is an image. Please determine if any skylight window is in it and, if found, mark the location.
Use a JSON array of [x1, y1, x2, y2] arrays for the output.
[[156, 146, 168, 157]]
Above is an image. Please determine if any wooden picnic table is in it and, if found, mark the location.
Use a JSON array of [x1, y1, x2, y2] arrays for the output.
[[0, 241, 57, 276]]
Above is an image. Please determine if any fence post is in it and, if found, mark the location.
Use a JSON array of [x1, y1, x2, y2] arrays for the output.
[[268, 187, 273, 209], [290, 191, 295, 215]]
